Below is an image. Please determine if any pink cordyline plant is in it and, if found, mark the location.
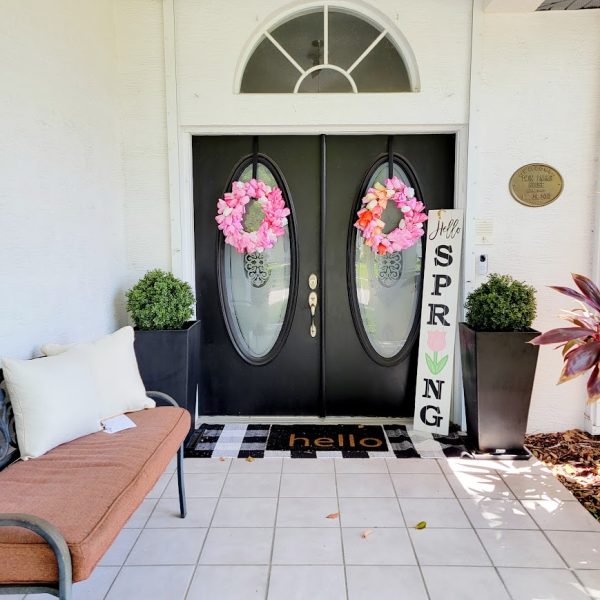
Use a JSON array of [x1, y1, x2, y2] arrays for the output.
[[530, 273, 600, 403]]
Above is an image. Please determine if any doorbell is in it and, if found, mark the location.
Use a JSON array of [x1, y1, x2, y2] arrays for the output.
[[478, 254, 488, 275]]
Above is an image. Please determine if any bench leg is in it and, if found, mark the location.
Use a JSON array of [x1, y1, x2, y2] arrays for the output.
[[177, 445, 187, 518], [58, 567, 73, 600]]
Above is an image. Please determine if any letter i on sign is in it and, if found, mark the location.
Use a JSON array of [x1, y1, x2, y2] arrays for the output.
[[413, 209, 464, 435]]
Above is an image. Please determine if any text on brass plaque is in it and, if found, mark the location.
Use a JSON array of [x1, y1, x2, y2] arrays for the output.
[[509, 163, 563, 207]]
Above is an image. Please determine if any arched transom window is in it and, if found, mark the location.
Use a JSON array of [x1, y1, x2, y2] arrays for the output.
[[240, 4, 418, 94]]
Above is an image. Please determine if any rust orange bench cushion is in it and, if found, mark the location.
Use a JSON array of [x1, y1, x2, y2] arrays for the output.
[[0, 406, 190, 584]]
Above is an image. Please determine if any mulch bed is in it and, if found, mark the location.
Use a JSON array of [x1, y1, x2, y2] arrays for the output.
[[526, 429, 600, 521]]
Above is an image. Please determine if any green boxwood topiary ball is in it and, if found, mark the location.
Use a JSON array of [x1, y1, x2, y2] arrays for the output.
[[465, 273, 536, 332], [126, 269, 195, 330]]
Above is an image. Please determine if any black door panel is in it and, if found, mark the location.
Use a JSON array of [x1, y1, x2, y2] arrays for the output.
[[193, 134, 454, 416], [324, 135, 455, 416], [194, 136, 321, 415]]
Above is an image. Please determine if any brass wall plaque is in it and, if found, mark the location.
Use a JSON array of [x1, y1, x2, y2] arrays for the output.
[[509, 163, 563, 207]]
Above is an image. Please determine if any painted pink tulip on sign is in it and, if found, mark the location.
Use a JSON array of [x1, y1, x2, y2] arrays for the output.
[[427, 330, 446, 353]]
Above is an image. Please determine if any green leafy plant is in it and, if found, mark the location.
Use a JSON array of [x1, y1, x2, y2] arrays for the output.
[[465, 274, 536, 332], [126, 269, 195, 330], [530, 273, 600, 402]]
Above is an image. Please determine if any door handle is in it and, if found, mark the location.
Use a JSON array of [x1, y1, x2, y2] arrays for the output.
[[308, 289, 318, 338]]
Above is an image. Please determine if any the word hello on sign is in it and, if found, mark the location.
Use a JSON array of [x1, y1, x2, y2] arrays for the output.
[[413, 209, 464, 436]]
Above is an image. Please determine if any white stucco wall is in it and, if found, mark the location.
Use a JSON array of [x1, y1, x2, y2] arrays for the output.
[[0, 0, 127, 359], [114, 0, 171, 284], [115, 0, 600, 431], [472, 9, 600, 432]]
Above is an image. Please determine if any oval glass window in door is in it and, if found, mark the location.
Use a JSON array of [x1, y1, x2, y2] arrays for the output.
[[352, 159, 423, 361], [220, 158, 295, 363]]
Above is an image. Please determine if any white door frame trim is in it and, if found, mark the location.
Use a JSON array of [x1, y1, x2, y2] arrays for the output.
[[172, 124, 470, 424]]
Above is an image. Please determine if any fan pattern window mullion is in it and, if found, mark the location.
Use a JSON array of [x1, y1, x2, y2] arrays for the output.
[[240, 4, 412, 94]]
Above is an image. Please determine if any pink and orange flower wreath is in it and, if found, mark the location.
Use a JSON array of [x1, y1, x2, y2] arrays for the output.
[[216, 179, 290, 254], [354, 176, 428, 255]]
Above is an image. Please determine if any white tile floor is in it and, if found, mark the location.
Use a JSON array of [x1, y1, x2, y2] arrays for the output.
[[11, 456, 600, 600]]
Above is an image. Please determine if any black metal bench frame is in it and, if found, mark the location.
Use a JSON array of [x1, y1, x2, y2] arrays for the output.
[[0, 390, 187, 600]]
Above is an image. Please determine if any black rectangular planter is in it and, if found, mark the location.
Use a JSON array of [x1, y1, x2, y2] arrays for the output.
[[134, 320, 201, 439], [459, 323, 540, 454]]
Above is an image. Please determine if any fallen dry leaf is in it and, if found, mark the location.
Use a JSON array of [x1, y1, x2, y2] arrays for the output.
[[326, 513, 340, 520], [415, 521, 427, 530], [361, 529, 374, 539], [246, 456, 255, 463]]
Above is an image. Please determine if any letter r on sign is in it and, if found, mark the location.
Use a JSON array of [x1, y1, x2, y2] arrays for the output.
[[427, 304, 450, 326]]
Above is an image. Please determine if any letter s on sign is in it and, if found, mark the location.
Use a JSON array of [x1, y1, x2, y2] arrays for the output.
[[434, 245, 453, 267]]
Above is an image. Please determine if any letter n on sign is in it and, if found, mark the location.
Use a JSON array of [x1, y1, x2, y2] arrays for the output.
[[413, 209, 464, 435]]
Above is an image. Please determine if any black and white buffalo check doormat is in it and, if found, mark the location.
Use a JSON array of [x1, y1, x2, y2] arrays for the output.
[[184, 423, 469, 459]]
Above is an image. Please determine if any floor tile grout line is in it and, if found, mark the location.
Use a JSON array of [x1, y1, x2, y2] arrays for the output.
[[183, 458, 233, 600], [142, 469, 182, 525], [264, 459, 284, 600], [512, 496, 548, 533], [456, 496, 541, 532], [138, 496, 159, 529], [101, 470, 177, 600], [389, 456, 432, 600], [135, 524, 600, 533], [91, 457, 599, 599], [439, 467, 517, 600], [333, 459, 350, 600], [499, 472, 596, 600], [78, 561, 600, 569], [514, 493, 600, 534]]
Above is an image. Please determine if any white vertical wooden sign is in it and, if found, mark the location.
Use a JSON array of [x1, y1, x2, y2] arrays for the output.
[[413, 209, 464, 435]]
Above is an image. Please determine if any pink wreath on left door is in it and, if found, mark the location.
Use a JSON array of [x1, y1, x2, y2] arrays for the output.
[[216, 179, 290, 254]]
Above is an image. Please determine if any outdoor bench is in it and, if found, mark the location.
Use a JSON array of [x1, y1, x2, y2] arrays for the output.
[[0, 390, 189, 600]]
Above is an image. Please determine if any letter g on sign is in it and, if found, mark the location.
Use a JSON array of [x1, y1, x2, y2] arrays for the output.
[[419, 405, 444, 427]]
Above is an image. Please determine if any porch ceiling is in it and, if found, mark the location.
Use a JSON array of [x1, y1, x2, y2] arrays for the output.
[[538, 0, 600, 9]]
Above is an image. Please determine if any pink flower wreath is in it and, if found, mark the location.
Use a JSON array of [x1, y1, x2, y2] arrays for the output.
[[354, 176, 428, 255], [215, 179, 290, 254]]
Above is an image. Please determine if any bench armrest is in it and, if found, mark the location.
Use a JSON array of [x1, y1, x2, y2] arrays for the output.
[[0, 513, 72, 599], [145, 391, 188, 519], [146, 391, 178, 408]]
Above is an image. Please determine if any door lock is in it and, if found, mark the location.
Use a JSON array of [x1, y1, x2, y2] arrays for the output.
[[308, 291, 318, 338]]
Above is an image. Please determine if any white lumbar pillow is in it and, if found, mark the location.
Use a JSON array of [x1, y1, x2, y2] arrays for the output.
[[41, 326, 155, 420], [1, 352, 103, 459]]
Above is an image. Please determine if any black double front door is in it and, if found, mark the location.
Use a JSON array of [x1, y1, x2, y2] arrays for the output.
[[193, 135, 454, 417]]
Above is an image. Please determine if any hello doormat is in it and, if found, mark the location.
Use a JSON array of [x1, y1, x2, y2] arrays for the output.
[[184, 423, 468, 459], [267, 425, 388, 454]]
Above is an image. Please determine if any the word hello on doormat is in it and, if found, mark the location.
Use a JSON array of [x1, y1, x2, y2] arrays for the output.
[[185, 423, 468, 459]]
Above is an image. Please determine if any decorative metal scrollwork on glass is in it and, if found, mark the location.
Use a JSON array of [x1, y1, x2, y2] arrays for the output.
[[244, 252, 271, 288], [0, 388, 18, 467], [376, 251, 403, 288]]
